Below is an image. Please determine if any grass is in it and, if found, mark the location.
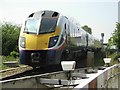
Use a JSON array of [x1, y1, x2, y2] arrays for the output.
[[0, 56, 20, 70], [107, 52, 120, 66]]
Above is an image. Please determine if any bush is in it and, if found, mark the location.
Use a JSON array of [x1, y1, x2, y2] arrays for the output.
[[1, 56, 19, 70], [108, 52, 120, 65], [10, 51, 19, 58], [111, 52, 120, 60], [2, 56, 15, 62], [1, 22, 20, 56]]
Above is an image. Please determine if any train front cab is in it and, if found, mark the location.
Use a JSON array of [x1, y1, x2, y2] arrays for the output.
[[19, 11, 67, 67]]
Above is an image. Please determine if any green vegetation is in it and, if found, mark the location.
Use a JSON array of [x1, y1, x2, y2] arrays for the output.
[[106, 22, 120, 65], [110, 52, 120, 65], [82, 25, 92, 34], [10, 51, 19, 59], [111, 23, 120, 49], [0, 56, 19, 70], [1, 22, 20, 56], [108, 23, 120, 49], [0, 22, 21, 70]]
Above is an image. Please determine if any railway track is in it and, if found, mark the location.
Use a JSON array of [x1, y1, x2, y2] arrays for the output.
[[1, 65, 96, 80], [1, 57, 105, 81], [0, 65, 33, 80], [1, 64, 120, 89], [1, 64, 63, 80], [1, 56, 87, 80]]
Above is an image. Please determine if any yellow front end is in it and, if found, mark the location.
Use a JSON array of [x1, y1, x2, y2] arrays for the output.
[[20, 27, 61, 50], [26, 33, 53, 50]]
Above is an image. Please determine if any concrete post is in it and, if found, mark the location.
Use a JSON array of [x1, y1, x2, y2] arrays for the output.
[[118, 1, 120, 22], [87, 51, 94, 67], [118, 73, 120, 89]]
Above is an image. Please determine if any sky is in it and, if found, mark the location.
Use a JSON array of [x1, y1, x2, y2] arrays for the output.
[[0, 0, 119, 43]]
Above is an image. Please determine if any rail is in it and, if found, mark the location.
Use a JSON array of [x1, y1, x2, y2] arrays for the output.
[[0, 65, 33, 80]]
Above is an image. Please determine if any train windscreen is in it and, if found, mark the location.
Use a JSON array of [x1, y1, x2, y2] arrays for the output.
[[39, 17, 58, 34], [24, 19, 39, 34]]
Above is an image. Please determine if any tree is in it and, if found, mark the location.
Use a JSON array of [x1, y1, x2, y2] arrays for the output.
[[82, 25, 92, 34], [1, 22, 20, 56], [111, 23, 120, 49]]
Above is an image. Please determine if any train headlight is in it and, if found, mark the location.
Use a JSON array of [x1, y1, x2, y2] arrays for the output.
[[20, 37, 26, 48], [49, 36, 59, 48]]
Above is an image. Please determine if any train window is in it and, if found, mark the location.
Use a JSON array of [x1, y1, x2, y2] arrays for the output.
[[39, 17, 58, 34], [24, 19, 39, 34], [42, 11, 59, 17], [52, 12, 59, 17], [28, 13, 34, 17]]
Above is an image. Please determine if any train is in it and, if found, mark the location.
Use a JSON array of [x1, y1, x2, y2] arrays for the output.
[[19, 10, 102, 68]]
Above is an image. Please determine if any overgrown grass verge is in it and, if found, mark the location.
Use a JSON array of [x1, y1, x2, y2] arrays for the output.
[[106, 52, 120, 66], [0, 56, 20, 70]]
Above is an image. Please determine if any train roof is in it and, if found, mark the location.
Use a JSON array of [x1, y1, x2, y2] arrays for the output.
[[27, 10, 60, 19]]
